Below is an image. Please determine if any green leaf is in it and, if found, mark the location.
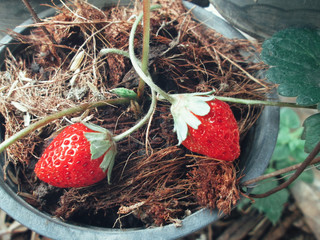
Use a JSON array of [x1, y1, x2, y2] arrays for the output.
[[84, 130, 113, 159], [271, 145, 290, 162], [107, 150, 117, 184], [261, 28, 320, 107], [280, 108, 300, 129], [100, 148, 117, 184], [84, 132, 108, 142], [110, 88, 137, 99], [302, 113, 320, 155], [83, 122, 117, 183], [250, 179, 290, 224], [237, 197, 250, 211], [89, 140, 112, 159]]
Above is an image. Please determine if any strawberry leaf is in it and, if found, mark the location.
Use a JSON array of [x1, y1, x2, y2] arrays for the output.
[[261, 28, 320, 107], [302, 113, 320, 156], [279, 108, 300, 129], [250, 179, 289, 225]]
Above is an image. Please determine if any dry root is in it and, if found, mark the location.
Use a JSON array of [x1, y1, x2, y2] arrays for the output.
[[188, 158, 240, 215]]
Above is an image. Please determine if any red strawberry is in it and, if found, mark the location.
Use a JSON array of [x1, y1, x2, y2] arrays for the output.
[[170, 92, 240, 161], [181, 99, 240, 161], [34, 122, 117, 188]]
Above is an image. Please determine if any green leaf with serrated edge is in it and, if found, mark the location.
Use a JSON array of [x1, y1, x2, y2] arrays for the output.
[[302, 113, 320, 155], [83, 122, 108, 133], [251, 179, 289, 225], [261, 28, 320, 107], [110, 88, 137, 99]]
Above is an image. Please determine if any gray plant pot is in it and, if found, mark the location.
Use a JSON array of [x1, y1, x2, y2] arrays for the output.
[[210, 0, 320, 39], [0, 2, 279, 239]]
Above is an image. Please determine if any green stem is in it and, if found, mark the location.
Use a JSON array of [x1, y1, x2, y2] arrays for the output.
[[215, 96, 318, 109], [99, 47, 158, 142], [141, 0, 151, 73], [0, 98, 131, 154], [137, 0, 151, 99], [129, 5, 175, 104], [113, 89, 157, 142], [99, 48, 130, 58]]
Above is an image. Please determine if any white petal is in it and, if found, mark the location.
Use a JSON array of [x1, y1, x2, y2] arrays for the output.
[[175, 120, 188, 145], [171, 107, 188, 144], [187, 100, 210, 116], [169, 92, 215, 144], [184, 109, 201, 129]]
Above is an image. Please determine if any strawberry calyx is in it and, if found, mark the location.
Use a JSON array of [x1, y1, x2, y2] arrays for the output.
[[83, 122, 117, 184], [169, 91, 215, 145]]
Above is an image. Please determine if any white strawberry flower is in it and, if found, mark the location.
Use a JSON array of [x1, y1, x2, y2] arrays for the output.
[[169, 91, 215, 145]]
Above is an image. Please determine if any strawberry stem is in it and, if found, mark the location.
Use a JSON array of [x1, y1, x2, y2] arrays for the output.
[[129, 5, 175, 104], [215, 96, 318, 109], [0, 98, 130, 154], [99, 47, 159, 142], [248, 140, 320, 198], [113, 89, 157, 142], [99, 49, 129, 58], [136, 0, 151, 100]]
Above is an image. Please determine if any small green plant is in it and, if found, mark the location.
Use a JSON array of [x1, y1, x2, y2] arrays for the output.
[[239, 108, 314, 224], [272, 108, 314, 183]]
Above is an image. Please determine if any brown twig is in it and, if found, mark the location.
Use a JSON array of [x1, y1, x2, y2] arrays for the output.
[[246, 141, 320, 198], [242, 157, 320, 186], [21, 0, 58, 45], [21, 0, 64, 61]]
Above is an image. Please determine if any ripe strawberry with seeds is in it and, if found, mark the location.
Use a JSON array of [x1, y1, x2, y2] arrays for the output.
[[170, 93, 240, 161], [34, 122, 117, 188]]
